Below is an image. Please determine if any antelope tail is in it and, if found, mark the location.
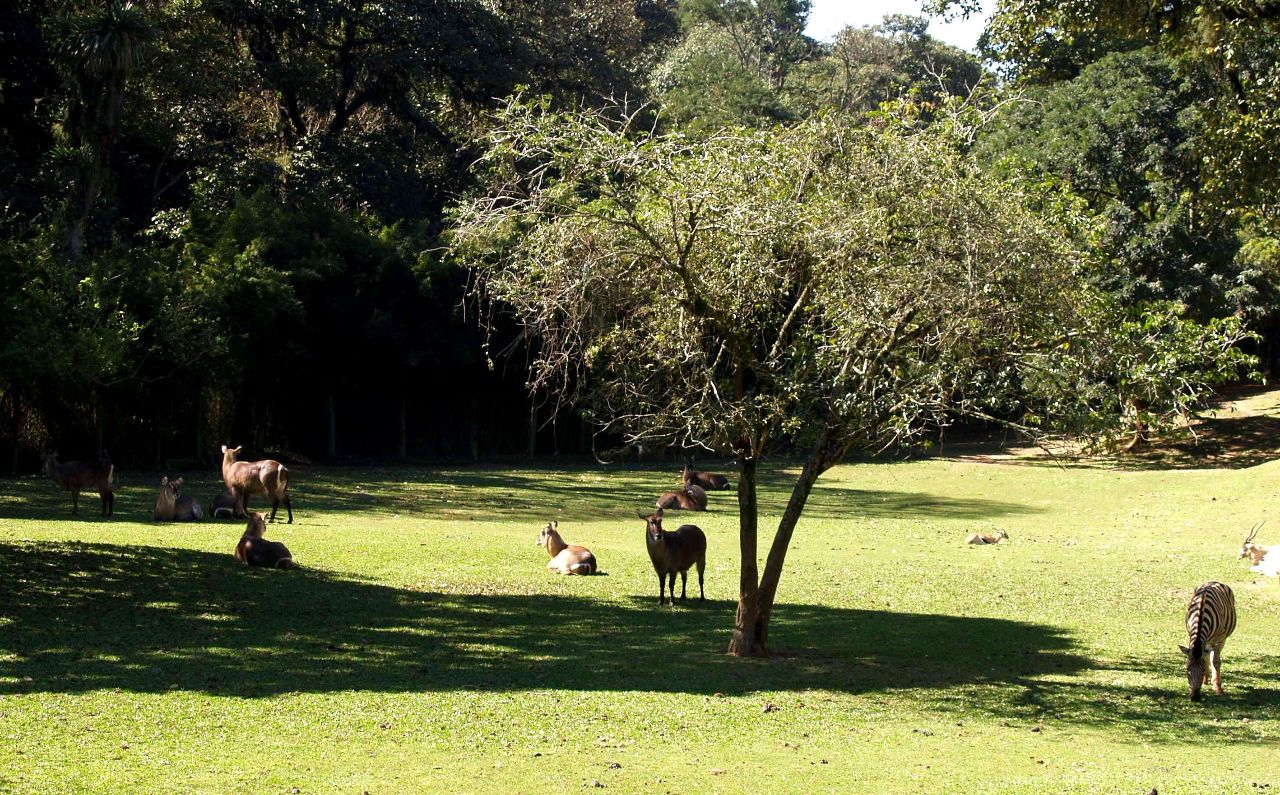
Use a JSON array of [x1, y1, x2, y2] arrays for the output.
[[278, 465, 290, 491], [108, 465, 117, 487], [569, 562, 594, 575]]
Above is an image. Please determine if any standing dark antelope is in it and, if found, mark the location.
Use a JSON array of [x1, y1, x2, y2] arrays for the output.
[[153, 476, 203, 521], [682, 456, 731, 491], [235, 512, 295, 569], [221, 445, 293, 523], [656, 483, 708, 511], [1180, 581, 1237, 701], [640, 508, 706, 606], [41, 451, 115, 516]]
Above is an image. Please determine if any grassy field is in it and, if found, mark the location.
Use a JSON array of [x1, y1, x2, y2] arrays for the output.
[[3, 412, 1280, 792]]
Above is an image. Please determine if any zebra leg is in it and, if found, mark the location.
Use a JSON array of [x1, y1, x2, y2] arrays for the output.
[[1211, 648, 1224, 694]]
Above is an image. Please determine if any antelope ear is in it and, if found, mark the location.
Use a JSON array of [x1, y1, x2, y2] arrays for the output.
[[221, 445, 228, 453], [551, 521, 558, 531], [655, 508, 664, 519], [637, 510, 650, 520], [160, 476, 168, 485], [175, 477, 184, 486], [233, 446, 242, 453]]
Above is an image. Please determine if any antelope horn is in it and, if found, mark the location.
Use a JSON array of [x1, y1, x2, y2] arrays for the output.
[[1245, 520, 1264, 544]]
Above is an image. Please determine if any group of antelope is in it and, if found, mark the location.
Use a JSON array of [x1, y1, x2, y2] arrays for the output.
[[535, 457, 731, 605], [41, 445, 296, 569]]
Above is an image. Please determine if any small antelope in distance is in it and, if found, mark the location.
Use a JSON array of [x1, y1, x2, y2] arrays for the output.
[[1180, 581, 1237, 701], [210, 488, 242, 519], [1239, 522, 1277, 576], [640, 508, 706, 606], [221, 444, 293, 523], [235, 512, 295, 569], [154, 476, 203, 521], [535, 521, 599, 575], [966, 529, 1009, 545], [656, 483, 708, 512], [682, 456, 731, 492], [41, 451, 115, 516]]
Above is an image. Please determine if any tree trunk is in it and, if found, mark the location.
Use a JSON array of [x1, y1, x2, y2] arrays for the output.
[[752, 452, 826, 651], [8, 389, 21, 477], [327, 388, 338, 459], [728, 456, 763, 656], [398, 395, 408, 459], [526, 400, 538, 458], [469, 395, 480, 461], [727, 444, 827, 657]]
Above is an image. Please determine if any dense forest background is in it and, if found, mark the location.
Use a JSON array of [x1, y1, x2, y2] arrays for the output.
[[1, 0, 1277, 471]]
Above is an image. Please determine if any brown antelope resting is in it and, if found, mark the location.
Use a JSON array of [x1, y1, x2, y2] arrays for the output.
[[656, 483, 708, 512], [235, 512, 295, 569], [210, 488, 243, 519], [966, 529, 1009, 545], [535, 521, 598, 575], [682, 456, 731, 491], [1239, 522, 1277, 576], [221, 445, 293, 523], [42, 451, 115, 516], [640, 508, 706, 606], [153, 476, 203, 521]]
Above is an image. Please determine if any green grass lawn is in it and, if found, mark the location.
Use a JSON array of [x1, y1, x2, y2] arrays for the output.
[[2, 438, 1279, 792]]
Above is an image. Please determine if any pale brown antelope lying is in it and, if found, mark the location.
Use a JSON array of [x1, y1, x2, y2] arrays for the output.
[[656, 483, 708, 511], [966, 529, 1009, 545], [234, 512, 295, 569], [221, 444, 293, 523], [42, 451, 115, 516], [682, 456, 731, 492], [1180, 581, 1236, 701], [640, 508, 706, 606], [153, 476, 203, 521], [1238, 522, 1278, 576], [535, 521, 598, 575], [210, 488, 242, 519]]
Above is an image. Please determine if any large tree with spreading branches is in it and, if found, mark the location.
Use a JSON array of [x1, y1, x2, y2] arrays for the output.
[[451, 96, 1232, 656]]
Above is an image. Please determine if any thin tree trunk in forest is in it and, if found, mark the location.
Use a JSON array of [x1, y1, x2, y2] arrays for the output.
[[398, 395, 407, 459], [469, 395, 480, 461], [526, 400, 537, 458], [327, 389, 338, 459], [8, 390, 21, 476]]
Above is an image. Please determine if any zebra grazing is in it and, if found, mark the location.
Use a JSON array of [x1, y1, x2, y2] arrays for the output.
[[1179, 581, 1237, 702]]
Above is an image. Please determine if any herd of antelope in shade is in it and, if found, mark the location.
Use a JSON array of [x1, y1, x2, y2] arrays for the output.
[[42, 444, 296, 570], [37, 445, 1272, 700]]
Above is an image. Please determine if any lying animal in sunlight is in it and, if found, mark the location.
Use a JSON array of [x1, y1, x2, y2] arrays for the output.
[[535, 521, 599, 575], [153, 476, 203, 521], [234, 512, 295, 569], [1239, 522, 1278, 576], [966, 529, 1009, 545], [656, 484, 708, 511]]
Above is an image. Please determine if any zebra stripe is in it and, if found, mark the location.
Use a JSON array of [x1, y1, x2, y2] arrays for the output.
[[1186, 581, 1236, 656]]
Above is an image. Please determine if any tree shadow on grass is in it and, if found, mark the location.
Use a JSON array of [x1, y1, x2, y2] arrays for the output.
[[298, 465, 1036, 523], [4, 541, 1272, 742]]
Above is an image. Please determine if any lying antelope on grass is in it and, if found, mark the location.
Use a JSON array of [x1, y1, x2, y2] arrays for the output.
[[535, 521, 599, 575], [234, 512, 295, 569], [42, 451, 115, 516], [656, 483, 708, 511], [221, 444, 293, 523], [682, 456, 731, 492], [1239, 522, 1278, 576], [210, 488, 242, 519], [154, 476, 203, 521], [966, 529, 1009, 545], [640, 508, 706, 606]]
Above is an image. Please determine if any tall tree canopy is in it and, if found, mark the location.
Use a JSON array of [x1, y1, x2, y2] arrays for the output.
[[452, 96, 1168, 655]]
